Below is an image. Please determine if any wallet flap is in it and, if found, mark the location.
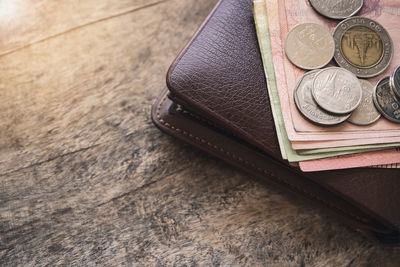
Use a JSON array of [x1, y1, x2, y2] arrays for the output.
[[167, 0, 281, 159]]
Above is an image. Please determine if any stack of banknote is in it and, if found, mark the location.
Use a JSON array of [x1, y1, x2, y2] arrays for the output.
[[253, 0, 400, 171]]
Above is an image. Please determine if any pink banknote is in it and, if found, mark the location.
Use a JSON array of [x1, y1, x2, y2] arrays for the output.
[[299, 148, 400, 172], [292, 136, 400, 150], [269, 0, 400, 142]]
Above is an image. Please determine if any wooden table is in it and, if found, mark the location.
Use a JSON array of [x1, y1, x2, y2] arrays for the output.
[[1, 0, 399, 265]]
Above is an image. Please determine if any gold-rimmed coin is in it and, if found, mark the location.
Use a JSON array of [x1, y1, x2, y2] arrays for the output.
[[333, 17, 393, 78], [285, 23, 335, 70]]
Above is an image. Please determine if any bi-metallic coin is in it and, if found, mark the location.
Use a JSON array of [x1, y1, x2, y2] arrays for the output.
[[312, 67, 362, 114], [309, 0, 363, 20], [390, 66, 400, 100], [373, 77, 400, 124], [348, 79, 381, 125], [294, 70, 350, 125], [333, 17, 393, 78], [285, 23, 335, 70]]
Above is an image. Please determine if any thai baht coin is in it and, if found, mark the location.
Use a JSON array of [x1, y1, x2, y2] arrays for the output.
[[294, 70, 350, 125], [373, 77, 400, 124], [348, 79, 381, 125], [309, 0, 363, 20], [333, 17, 393, 78], [390, 66, 400, 100], [285, 23, 335, 70], [312, 67, 362, 114]]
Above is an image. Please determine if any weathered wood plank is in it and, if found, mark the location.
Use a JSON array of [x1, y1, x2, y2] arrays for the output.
[[0, 0, 215, 174], [1, 0, 400, 265], [1, 136, 400, 265], [0, 0, 165, 55]]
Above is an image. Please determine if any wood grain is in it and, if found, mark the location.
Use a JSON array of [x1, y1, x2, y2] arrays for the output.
[[0, 0, 165, 55], [1, 0, 399, 265], [0, 0, 206, 174]]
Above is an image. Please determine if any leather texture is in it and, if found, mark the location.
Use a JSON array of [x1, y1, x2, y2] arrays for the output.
[[154, 0, 400, 243], [166, 0, 280, 157]]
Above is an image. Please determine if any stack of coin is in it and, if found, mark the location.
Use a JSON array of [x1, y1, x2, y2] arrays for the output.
[[373, 66, 400, 124], [286, 1, 397, 125], [294, 69, 351, 126], [294, 67, 382, 126], [390, 66, 400, 99]]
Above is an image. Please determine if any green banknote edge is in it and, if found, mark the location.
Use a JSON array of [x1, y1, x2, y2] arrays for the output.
[[253, 0, 287, 159], [298, 142, 400, 155], [253, 0, 394, 162]]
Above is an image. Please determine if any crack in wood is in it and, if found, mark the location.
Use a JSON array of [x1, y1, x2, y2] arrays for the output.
[[0, 0, 170, 58], [0, 144, 100, 177]]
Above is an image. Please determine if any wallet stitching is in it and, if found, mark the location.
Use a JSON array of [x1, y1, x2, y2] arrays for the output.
[[176, 105, 220, 128], [157, 95, 381, 227]]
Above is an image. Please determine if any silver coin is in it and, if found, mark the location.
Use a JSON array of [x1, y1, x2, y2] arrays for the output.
[[294, 70, 350, 125], [312, 67, 362, 114], [373, 77, 400, 124], [333, 17, 393, 78], [309, 0, 363, 20], [348, 79, 381, 125], [285, 23, 335, 70], [390, 66, 400, 100]]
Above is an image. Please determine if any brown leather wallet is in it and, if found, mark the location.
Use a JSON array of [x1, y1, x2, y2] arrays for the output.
[[151, 0, 400, 244]]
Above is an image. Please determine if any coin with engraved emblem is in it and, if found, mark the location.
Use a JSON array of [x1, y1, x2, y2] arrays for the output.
[[285, 23, 335, 70], [390, 66, 400, 100], [312, 67, 362, 114], [348, 79, 381, 125], [373, 77, 400, 123], [309, 0, 363, 20], [333, 17, 393, 78], [294, 70, 350, 125]]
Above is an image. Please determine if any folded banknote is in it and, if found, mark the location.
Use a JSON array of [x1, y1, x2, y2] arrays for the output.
[[254, 0, 400, 171]]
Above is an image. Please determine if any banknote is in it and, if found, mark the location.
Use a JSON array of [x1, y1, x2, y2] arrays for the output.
[[254, 0, 287, 159], [253, 0, 388, 162], [255, 0, 400, 169], [270, 0, 400, 142], [297, 143, 400, 155], [253, 0, 376, 162], [292, 137, 400, 150], [299, 148, 400, 172]]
